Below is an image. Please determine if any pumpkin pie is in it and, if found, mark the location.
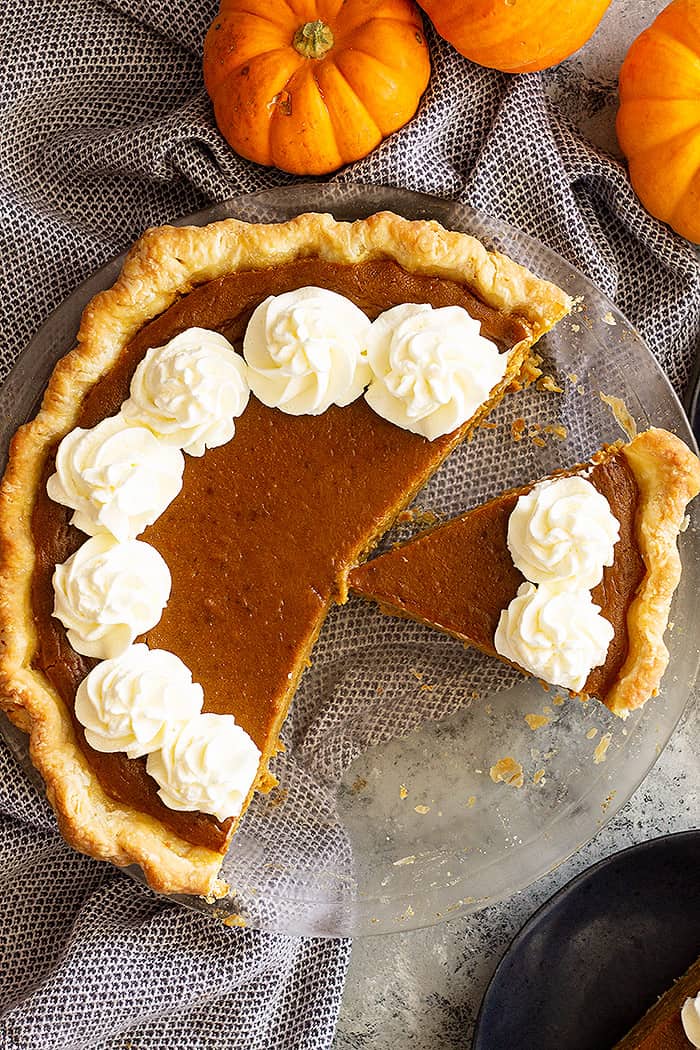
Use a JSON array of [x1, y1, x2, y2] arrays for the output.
[[349, 428, 700, 715], [0, 211, 570, 896], [613, 954, 700, 1049]]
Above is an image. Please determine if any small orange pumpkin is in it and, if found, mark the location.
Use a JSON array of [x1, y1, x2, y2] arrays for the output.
[[203, 0, 431, 175], [617, 0, 700, 243], [418, 0, 611, 74]]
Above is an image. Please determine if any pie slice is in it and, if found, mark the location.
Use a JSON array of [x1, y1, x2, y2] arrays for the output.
[[0, 211, 570, 895], [613, 953, 700, 1049], [349, 429, 700, 716]]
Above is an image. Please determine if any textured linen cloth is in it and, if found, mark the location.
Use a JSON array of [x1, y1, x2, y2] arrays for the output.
[[2, 1, 700, 1048]]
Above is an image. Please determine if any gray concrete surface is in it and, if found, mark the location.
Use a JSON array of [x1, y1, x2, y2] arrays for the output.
[[333, 3, 695, 1047]]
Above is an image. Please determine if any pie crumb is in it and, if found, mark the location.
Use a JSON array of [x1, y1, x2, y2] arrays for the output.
[[399, 784, 408, 800], [600, 392, 637, 440], [222, 914, 246, 928], [414, 804, 430, 815], [552, 694, 565, 706], [467, 795, 476, 807], [533, 768, 546, 785], [586, 727, 598, 740], [511, 418, 526, 442], [351, 776, 368, 794], [489, 757, 524, 788], [266, 787, 288, 810], [594, 732, 612, 764], [525, 713, 550, 731], [536, 375, 563, 394], [399, 506, 439, 527]]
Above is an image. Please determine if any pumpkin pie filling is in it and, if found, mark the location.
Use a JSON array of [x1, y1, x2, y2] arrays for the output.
[[348, 449, 646, 704], [29, 257, 531, 852]]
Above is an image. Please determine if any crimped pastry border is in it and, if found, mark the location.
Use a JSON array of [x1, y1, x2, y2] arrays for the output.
[[0, 211, 571, 896], [608, 427, 700, 716]]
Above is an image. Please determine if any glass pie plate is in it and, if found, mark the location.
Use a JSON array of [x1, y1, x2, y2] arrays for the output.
[[1, 183, 698, 938]]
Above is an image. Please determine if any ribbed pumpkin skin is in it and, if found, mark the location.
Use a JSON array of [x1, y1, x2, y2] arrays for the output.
[[418, 0, 611, 73], [203, 0, 431, 175], [617, 0, 700, 243]]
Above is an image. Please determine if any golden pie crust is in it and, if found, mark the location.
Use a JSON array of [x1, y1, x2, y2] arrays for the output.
[[607, 428, 700, 715], [0, 211, 571, 896]]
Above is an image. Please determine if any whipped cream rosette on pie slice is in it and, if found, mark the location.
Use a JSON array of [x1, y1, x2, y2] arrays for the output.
[[0, 211, 571, 896], [349, 429, 700, 716]]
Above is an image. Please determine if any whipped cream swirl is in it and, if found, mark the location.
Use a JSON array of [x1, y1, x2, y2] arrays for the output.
[[47, 414, 184, 541], [682, 992, 700, 1048], [75, 644, 203, 759], [365, 303, 508, 440], [508, 475, 620, 589], [494, 582, 614, 692], [52, 535, 171, 659], [146, 712, 261, 822], [243, 286, 371, 415], [122, 327, 250, 456]]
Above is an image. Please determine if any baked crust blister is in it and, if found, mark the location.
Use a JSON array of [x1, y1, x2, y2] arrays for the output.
[[0, 211, 570, 896]]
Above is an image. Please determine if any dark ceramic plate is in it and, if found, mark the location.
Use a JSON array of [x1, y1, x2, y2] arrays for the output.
[[473, 831, 700, 1050]]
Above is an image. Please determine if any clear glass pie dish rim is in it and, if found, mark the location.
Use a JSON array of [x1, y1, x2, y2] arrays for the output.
[[0, 182, 697, 938]]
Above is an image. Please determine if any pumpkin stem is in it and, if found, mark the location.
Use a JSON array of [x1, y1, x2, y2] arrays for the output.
[[293, 20, 334, 59]]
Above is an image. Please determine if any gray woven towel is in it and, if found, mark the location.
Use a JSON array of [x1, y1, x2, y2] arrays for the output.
[[2, 1, 700, 1048]]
